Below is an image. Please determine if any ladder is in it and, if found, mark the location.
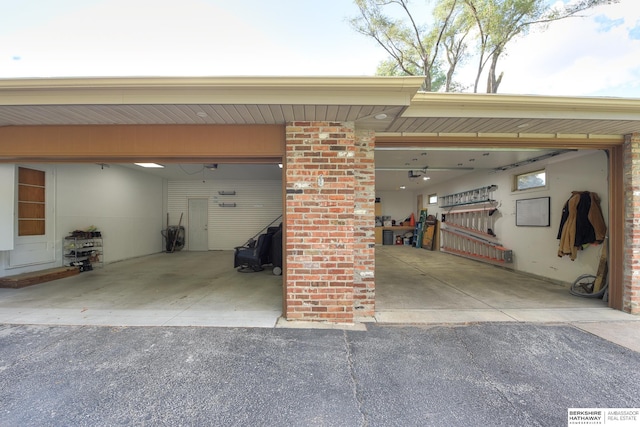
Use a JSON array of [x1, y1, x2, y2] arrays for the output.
[[439, 185, 497, 208], [439, 184, 513, 265], [442, 205, 497, 238], [414, 209, 428, 248], [441, 227, 513, 265]]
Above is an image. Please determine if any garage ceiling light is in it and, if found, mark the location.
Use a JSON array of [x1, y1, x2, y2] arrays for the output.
[[134, 163, 164, 168]]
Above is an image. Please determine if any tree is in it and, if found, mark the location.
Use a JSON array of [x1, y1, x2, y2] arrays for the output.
[[350, 0, 619, 93], [349, 0, 452, 91], [436, 0, 474, 91]]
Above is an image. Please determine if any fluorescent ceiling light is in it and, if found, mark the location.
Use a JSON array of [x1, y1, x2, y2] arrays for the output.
[[134, 163, 164, 168]]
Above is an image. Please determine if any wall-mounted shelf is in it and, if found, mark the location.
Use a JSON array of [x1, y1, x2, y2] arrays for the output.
[[219, 202, 236, 207]]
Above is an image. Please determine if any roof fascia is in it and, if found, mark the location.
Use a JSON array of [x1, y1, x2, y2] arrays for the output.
[[405, 92, 640, 121], [0, 76, 426, 107]]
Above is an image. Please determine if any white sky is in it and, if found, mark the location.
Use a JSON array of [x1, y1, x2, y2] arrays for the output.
[[1, 0, 639, 97]]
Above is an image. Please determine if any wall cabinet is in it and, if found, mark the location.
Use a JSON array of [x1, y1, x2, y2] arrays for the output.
[[63, 235, 103, 271]]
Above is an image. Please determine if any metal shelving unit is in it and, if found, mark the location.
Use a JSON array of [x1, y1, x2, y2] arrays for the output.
[[63, 235, 103, 271]]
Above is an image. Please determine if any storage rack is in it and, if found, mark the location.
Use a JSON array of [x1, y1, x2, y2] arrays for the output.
[[63, 234, 103, 271]]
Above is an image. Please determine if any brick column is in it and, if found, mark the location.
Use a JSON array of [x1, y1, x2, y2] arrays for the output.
[[623, 132, 640, 314], [284, 122, 356, 323], [353, 129, 376, 317]]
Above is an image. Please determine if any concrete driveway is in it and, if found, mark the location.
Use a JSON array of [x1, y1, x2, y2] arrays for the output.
[[1, 323, 638, 426]]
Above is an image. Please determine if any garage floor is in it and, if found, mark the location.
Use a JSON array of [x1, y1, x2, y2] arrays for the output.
[[0, 247, 634, 328], [0, 251, 283, 328], [374, 246, 631, 324]]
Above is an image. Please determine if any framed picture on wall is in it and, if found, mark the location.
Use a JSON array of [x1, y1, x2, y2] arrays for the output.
[[516, 197, 550, 227]]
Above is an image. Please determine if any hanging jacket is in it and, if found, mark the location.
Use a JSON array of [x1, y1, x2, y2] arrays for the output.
[[588, 192, 607, 243], [557, 191, 606, 260]]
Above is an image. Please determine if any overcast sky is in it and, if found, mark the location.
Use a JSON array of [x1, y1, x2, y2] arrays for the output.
[[1, 0, 638, 97]]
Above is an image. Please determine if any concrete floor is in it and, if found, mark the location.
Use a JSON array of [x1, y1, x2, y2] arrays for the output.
[[374, 246, 634, 324], [0, 251, 283, 328], [0, 246, 636, 329]]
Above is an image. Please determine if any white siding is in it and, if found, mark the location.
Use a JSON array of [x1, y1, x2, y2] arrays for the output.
[[168, 180, 282, 250]]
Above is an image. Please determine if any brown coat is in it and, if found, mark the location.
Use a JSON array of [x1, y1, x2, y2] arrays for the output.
[[588, 192, 607, 243], [557, 191, 607, 260]]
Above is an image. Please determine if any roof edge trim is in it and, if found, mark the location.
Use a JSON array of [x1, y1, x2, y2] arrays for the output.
[[0, 76, 426, 94], [408, 92, 640, 116]]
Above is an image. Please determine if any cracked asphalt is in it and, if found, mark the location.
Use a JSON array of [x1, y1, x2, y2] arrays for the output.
[[1, 323, 639, 426]]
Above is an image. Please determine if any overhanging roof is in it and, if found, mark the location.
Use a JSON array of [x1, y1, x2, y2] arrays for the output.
[[0, 76, 423, 132], [0, 76, 639, 139], [384, 92, 640, 138]]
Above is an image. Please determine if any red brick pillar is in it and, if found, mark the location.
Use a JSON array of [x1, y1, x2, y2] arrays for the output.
[[623, 132, 640, 314], [353, 129, 376, 318], [284, 122, 356, 322]]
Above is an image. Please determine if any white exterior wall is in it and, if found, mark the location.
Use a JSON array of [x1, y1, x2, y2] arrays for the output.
[[416, 150, 608, 284], [167, 180, 282, 250]]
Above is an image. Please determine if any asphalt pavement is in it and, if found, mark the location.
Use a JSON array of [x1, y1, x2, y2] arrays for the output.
[[1, 322, 639, 426]]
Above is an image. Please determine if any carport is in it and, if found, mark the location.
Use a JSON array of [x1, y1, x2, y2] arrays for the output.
[[0, 76, 639, 324]]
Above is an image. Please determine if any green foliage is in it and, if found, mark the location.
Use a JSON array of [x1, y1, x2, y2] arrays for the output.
[[350, 0, 619, 93]]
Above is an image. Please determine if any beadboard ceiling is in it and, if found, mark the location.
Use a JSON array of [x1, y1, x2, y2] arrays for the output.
[[0, 102, 637, 135], [0, 104, 403, 131]]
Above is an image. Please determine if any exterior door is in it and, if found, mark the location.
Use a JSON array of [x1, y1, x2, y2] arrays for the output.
[[188, 198, 208, 251]]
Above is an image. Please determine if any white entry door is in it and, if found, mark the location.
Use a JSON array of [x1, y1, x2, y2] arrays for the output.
[[188, 198, 209, 251]]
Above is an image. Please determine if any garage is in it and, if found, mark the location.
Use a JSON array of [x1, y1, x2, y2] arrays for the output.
[[0, 76, 638, 325], [373, 147, 616, 323], [0, 123, 287, 327]]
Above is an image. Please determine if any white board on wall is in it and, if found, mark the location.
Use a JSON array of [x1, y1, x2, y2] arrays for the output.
[[0, 164, 15, 250]]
